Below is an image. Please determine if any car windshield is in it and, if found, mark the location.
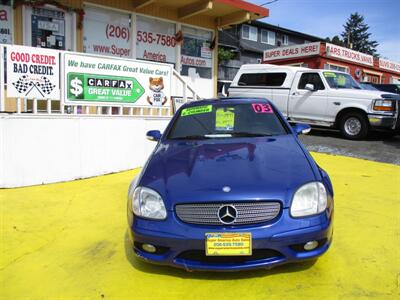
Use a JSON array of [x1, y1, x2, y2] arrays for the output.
[[167, 102, 288, 140], [323, 72, 361, 89]]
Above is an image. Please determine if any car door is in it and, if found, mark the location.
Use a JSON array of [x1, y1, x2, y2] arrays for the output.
[[288, 72, 328, 123]]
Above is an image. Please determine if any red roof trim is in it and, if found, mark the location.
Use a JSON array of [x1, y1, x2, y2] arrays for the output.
[[214, 0, 269, 17]]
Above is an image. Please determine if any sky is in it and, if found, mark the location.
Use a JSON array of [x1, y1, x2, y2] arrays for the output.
[[250, 0, 400, 61]]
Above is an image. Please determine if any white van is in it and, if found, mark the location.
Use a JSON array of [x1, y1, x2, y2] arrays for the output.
[[229, 64, 399, 139]]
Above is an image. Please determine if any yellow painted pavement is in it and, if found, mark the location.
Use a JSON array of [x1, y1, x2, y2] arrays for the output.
[[0, 153, 399, 300]]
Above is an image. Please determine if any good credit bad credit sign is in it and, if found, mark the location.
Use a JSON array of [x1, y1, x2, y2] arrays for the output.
[[264, 42, 320, 61], [64, 53, 172, 106], [6, 45, 60, 99]]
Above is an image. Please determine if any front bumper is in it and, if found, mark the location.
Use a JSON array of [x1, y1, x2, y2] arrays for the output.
[[368, 100, 400, 132], [368, 114, 400, 131], [128, 209, 333, 271]]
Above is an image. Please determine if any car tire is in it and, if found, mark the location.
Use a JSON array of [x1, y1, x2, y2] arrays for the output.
[[339, 111, 369, 140]]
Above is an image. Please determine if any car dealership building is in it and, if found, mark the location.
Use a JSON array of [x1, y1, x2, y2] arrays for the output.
[[0, 0, 268, 112], [263, 42, 400, 84]]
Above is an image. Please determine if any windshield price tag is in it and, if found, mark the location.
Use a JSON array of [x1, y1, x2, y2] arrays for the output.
[[215, 108, 235, 131], [323, 72, 336, 77], [181, 105, 212, 116], [252, 103, 273, 114]]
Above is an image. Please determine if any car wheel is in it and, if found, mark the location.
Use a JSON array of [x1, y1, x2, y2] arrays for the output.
[[339, 112, 369, 140]]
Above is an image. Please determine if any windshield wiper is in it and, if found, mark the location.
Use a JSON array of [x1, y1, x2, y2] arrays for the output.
[[230, 132, 273, 137], [169, 135, 210, 140]]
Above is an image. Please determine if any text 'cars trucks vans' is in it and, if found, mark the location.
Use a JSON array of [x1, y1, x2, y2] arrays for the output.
[[228, 65, 400, 139]]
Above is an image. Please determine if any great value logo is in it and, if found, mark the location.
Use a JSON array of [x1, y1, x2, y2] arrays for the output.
[[67, 73, 145, 103]]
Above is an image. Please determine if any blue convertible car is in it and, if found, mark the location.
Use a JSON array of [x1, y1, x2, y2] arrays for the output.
[[127, 98, 334, 271]]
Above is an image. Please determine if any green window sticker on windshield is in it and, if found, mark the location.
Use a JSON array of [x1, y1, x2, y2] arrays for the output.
[[324, 72, 336, 77], [181, 105, 212, 117], [337, 75, 346, 86], [216, 108, 235, 131]]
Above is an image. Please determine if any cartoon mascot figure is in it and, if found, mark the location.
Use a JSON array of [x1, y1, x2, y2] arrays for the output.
[[147, 77, 167, 106]]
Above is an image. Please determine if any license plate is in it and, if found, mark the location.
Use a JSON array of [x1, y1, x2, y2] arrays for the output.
[[205, 232, 252, 256]]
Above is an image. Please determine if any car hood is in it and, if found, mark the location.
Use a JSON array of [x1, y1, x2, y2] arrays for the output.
[[139, 135, 316, 209], [329, 88, 399, 100]]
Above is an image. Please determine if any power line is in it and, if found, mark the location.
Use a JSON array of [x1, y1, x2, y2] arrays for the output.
[[260, 0, 279, 6]]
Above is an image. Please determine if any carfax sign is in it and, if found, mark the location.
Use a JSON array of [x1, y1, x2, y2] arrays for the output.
[[6, 45, 60, 99], [64, 52, 172, 106]]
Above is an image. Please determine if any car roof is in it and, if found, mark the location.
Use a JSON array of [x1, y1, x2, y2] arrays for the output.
[[238, 64, 351, 75], [239, 64, 310, 72], [182, 97, 272, 107]]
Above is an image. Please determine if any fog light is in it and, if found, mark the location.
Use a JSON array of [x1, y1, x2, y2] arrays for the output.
[[304, 240, 319, 251], [142, 244, 156, 253]]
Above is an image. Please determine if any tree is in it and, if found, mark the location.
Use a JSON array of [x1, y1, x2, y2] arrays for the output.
[[341, 13, 379, 56], [325, 35, 344, 47], [218, 47, 235, 62]]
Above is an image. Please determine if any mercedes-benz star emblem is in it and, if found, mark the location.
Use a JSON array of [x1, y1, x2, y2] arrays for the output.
[[218, 205, 237, 224], [222, 186, 231, 193]]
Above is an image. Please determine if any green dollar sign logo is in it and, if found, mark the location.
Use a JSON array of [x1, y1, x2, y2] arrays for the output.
[[70, 77, 83, 97]]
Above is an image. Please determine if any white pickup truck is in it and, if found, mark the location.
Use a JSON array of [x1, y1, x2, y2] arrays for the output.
[[228, 64, 400, 139]]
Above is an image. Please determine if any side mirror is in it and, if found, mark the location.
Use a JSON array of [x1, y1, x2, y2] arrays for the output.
[[304, 83, 315, 91], [146, 130, 162, 141], [292, 123, 311, 135], [221, 85, 227, 97]]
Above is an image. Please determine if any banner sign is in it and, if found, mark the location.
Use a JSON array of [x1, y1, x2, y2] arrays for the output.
[[378, 58, 400, 74], [83, 6, 131, 58], [64, 52, 172, 106], [325, 43, 373, 66], [6, 45, 60, 99], [0, 4, 13, 44], [263, 42, 320, 61]]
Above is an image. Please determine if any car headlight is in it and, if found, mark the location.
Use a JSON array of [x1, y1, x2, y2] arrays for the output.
[[373, 99, 395, 111], [290, 182, 327, 217], [130, 186, 167, 220]]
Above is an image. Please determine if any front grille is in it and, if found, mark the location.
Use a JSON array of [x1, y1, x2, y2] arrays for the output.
[[176, 249, 283, 264], [175, 201, 281, 225]]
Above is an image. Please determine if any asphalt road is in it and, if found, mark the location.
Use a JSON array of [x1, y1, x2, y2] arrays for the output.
[[299, 128, 400, 165]]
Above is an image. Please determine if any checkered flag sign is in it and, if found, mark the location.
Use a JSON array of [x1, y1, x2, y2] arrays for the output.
[[12, 75, 32, 94], [37, 76, 56, 95]]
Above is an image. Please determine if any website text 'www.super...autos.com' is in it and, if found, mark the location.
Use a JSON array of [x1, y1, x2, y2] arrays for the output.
[[91, 44, 131, 57]]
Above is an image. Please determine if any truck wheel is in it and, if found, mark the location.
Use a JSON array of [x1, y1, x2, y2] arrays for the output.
[[339, 112, 369, 140]]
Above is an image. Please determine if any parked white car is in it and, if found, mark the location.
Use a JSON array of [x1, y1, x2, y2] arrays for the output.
[[229, 64, 400, 139]]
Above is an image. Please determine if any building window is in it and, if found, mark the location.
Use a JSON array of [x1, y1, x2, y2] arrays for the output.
[[242, 25, 257, 41], [282, 34, 289, 45], [391, 77, 400, 84], [323, 63, 349, 73], [181, 25, 213, 79], [136, 15, 176, 64], [238, 72, 287, 87], [364, 73, 380, 84], [261, 29, 275, 45], [23, 5, 76, 51], [285, 63, 309, 68], [0, 1, 13, 44], [83, 6, 132, 58]]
